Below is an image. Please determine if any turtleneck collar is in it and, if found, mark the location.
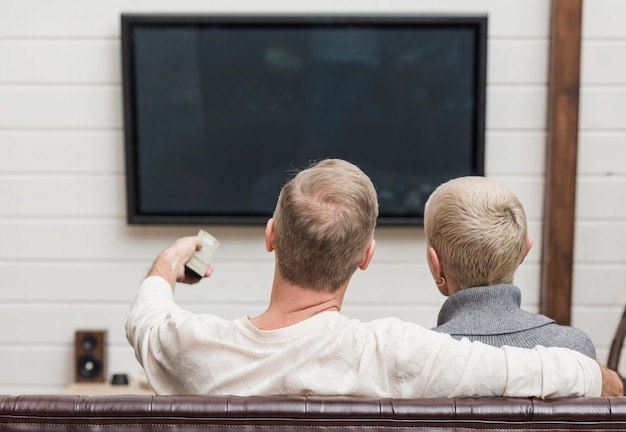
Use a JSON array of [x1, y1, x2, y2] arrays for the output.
[[435, 284, 554, 335]]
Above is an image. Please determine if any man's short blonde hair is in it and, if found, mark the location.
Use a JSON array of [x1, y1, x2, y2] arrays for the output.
[[424, 176, 527, 289], [273, 159, 378, 292]]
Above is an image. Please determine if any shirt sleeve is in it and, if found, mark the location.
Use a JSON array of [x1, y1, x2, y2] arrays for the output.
[[125, 276, 176, 352], [125, 276, 191, 394], [395, 326, 601, 398], [501, 345, 601, 398]]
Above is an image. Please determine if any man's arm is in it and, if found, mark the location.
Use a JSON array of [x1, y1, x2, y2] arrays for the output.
[[398, 328, 607, 398], [600, 363, 624, 396], [125, 236, 215, 393]]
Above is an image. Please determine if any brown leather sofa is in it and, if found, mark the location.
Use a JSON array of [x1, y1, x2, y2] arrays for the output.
[[2, 394, 626, 431]]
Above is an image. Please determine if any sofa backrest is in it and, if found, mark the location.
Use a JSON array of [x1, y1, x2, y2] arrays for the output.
[[2, 394, 626, 431]]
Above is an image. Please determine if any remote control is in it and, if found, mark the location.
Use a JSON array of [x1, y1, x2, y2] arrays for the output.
[[185, 230, 220, 278]]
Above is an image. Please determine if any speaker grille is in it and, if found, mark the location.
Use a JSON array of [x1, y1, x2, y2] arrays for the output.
[[74, 330, 107, 383]]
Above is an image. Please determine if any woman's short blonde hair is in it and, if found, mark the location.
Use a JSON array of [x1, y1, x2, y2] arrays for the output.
[[424, 176, 527, 289], [273, 159, 378, 292]]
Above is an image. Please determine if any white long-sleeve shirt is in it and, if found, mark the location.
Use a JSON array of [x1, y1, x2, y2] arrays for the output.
[[126, 276, 601, 398]]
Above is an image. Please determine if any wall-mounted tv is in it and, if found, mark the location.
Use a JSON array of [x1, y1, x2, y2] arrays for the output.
[[121, 13, 487, 225]]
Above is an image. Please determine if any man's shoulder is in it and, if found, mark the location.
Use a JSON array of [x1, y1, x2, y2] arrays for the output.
[[339, 314, 445, 341]]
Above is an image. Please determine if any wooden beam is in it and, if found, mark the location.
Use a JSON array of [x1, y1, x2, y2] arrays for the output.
[[540, 0, 583, 325]]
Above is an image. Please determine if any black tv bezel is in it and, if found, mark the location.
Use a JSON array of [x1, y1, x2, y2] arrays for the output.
[[121, 13, 487, 226]]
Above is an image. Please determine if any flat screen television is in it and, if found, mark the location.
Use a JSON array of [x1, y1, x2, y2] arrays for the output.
[[121, 13, 487, 225]]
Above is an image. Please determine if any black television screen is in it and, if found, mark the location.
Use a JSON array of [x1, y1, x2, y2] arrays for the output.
[[121, 14, 487, 225]]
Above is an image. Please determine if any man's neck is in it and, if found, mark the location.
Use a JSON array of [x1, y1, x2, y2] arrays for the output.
[[249, 278, 346, 330]]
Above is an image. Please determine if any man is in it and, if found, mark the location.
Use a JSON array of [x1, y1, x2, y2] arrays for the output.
[[425, 176, 596, 358], [126, 159, 622, 397]]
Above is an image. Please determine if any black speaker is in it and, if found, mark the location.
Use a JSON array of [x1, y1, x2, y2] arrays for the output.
[[74, 330, 107, 383]]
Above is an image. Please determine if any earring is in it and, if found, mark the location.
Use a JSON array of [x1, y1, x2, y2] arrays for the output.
[[435, 277, 446, 287]]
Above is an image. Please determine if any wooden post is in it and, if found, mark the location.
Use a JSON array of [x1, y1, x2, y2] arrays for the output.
[[541, 0, 583, 325]]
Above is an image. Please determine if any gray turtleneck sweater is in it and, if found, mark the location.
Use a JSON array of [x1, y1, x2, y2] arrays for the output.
[[432, 284, 596, 359]]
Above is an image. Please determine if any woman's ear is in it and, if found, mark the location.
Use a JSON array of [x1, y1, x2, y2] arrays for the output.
[[428, 246, 449, 296], [358, 239, 376, 270], [427, 246, 441, 279], [521, 233, 533, 263], [265, 218, 276, 252]]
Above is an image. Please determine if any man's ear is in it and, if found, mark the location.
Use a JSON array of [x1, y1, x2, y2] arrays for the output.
[[358, 239, 376, 270], [521, 233, 533, 263], [265, 218, 276, 252]]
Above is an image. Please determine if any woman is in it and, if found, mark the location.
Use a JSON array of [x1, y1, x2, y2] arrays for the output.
[[423, 176, 596, 358]]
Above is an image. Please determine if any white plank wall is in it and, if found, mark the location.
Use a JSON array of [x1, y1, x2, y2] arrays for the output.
[[575, 0, 626, 372], [0, 0, 622, 394]]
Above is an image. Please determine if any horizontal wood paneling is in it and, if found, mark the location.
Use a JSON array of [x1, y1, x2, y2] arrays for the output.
[[0, 40, 120, 84], [581, 41, 626, 84], [579, 88, 626, 130], [485, 132, 546, 175], [0, 176, 125, 216], [583, 0, 626, 39], [576, 178, 626, 219], [0, 131, 123, 173], [578, 133, 626, 175], [488, 40, 548, 84], [572, 307, 624, 347], [0, 87, 122, 129], [574, 222, 626, 262], [0, 305, 130, 344], [574, 265, 626, 304], [486, 86, 547, 130]]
